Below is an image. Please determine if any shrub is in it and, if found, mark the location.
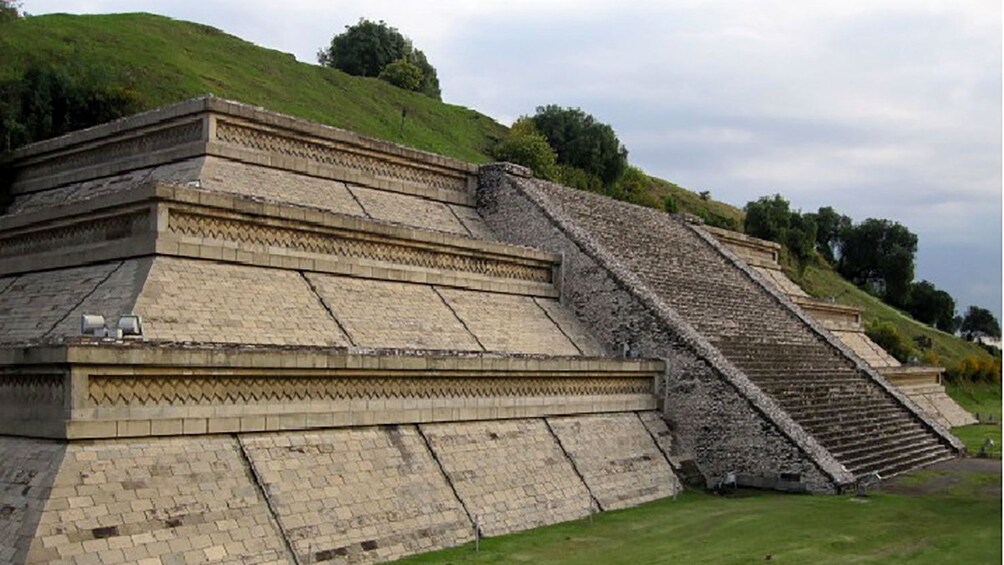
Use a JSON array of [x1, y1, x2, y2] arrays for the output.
[[555, 164, 603, 193], [530, 105, 628, 187], [947, 354, 1002, 383], [377, 58, 423, 92], [664, 195, 679, 214], [490, 118, 559, 181], [865, 320, 915, 363]]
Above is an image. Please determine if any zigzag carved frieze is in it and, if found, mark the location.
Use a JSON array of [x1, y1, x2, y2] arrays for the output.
[[0, 374, 65, 406], [0, 212, 149, 258], [167, 211, 553, 283], [87, 375, 653, 406], [214, 121, 469, 193], [18, 121, 204, 181]]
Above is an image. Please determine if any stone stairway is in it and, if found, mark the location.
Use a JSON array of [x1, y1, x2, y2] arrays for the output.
[[721, 339, 955, 478]]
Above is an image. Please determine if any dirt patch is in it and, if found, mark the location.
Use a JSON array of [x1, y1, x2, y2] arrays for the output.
[[880, 458, 1001, 498]]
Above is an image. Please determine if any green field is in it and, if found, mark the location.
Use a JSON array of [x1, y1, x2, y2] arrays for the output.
[[393, 473, 1001, 564], [948, 381, 1002, 458]]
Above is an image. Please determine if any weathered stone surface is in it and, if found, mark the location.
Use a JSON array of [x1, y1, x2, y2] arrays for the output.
[[305, 274, 482, 351], [547, 413, 681, 510], [135, 258, 351, 346], [436, 288, 582, 355], [4, 435, 290, 565], [0, 263, 126, 343], [420, 419, 593, 536], [240, 426, 473, 564]]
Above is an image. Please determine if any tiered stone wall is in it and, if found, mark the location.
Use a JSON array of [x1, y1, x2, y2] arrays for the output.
[[1, 412, 679, 564]]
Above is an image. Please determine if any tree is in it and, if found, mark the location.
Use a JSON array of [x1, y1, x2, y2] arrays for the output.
[[905, 280, 957, 332], [318, 19, 440, 99], [807, 206, 852, 264], [743, 194, 817, 265], [529, 105, 628, 187], [0, 0, 21, 22], [839, 218, 917, 307], [960, 306, 1001, 341]]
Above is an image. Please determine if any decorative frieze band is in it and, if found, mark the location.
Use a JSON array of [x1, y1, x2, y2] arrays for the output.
[[166, 209, 554, 284], [0, 211, 149, 258], [215, 120, 469, 193], [0, 373, 65, 407], [16, 120, 204, 182], [88, 374, 653, 407]]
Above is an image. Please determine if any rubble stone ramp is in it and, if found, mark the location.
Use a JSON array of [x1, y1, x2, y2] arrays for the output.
[[478, 164, 959, 483]]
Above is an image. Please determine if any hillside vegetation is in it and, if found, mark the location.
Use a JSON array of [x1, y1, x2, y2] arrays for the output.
[[0, 13, 504, 162], [0, 12, 993, 380]]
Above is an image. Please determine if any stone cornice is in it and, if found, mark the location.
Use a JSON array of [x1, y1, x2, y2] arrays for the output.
[[0, 342, 663, 440], [0, 183, 560, 296], [4, 96, 478, 205]]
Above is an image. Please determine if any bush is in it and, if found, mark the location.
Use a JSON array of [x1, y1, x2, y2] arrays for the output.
[[377, 58, 423, 92], [490, 118, 559, 181], [530, 105, 628, 187], [865, 320, 915, 363], [947, 354, 1002, 384], [744, 194, 817, 267], [664, 196, 679, 214], [555, 164, 603, 193]]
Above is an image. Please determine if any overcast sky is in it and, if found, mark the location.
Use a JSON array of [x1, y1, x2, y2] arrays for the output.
[[23, 0, 1003, 319]]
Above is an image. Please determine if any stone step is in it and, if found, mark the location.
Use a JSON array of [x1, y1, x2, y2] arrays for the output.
[[849, 444, 953, 478], [794, 404, 909, 428], [764, 383, 885, 400], [867, 450, 955, 480], [831, 429, 935, 460], [842, 438, 945, 471], [784, 398, 898, 420], [812, 416, 924, 446]]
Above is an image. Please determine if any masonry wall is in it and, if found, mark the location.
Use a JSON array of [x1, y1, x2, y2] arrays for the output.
[[1, 412, 679, 564], [477, 166, 843, 492]]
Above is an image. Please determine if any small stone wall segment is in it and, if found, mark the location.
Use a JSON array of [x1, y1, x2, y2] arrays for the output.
[[476, 165, 844, 492], [135, 257, 350, 346], [0, 262, 127, 344], [13, 436, 289, 565], [305, 273, 483, 351], [546, 413, 681, 510], [832, 330, 900, 368], [240, 426, 473, 564], [435, 288, 583, 356], [348, 185, 469, 236], [420, 419, 593, 536], [0, 437, 66, 565]]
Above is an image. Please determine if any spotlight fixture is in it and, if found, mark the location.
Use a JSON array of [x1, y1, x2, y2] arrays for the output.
[[117, 315, 143, 337], [80, 315, 106, 335]]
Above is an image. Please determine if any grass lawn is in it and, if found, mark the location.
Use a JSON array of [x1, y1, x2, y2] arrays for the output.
[[394, 472, 1001, 564], [948, 381, 1002, 458]]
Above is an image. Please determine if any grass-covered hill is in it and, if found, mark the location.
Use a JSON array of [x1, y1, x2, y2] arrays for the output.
[[0, 12, 505, 163], [0, 12, 995, 380]]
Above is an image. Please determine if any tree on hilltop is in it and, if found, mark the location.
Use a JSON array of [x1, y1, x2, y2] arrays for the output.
[[317, 19, 440, 99], [839, 218, 917, 306], [530, 105, 628, 187], [743, 194, 817, 266], [1, 0, 22, 22], [960, 306, 1001, 341]]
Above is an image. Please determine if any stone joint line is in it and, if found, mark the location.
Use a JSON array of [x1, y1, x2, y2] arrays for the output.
[[431, 286, 487, 352], [415, 424, 480, 537], [300, 270, 357, 347], [543, 418, 604, 512], [234, 434, 302, 565], [42, 260, 124, 338], [533, 297, 583, 356]]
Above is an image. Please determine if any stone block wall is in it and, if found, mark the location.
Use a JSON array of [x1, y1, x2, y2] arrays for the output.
[[239, 427, 473, 564], [6, 436, 291, 565], [419, 419, 593, 537], [547, 413, 680, 510], [2, 412, 680, 564], [477, 165, 846, 492]]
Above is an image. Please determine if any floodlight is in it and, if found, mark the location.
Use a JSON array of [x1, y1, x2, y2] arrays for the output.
[[81, 315, 106, 335], [117, 315, 143, 336]]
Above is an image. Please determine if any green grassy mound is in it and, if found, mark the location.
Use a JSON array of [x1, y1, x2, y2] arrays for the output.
[[0, 13, 505, 163]]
